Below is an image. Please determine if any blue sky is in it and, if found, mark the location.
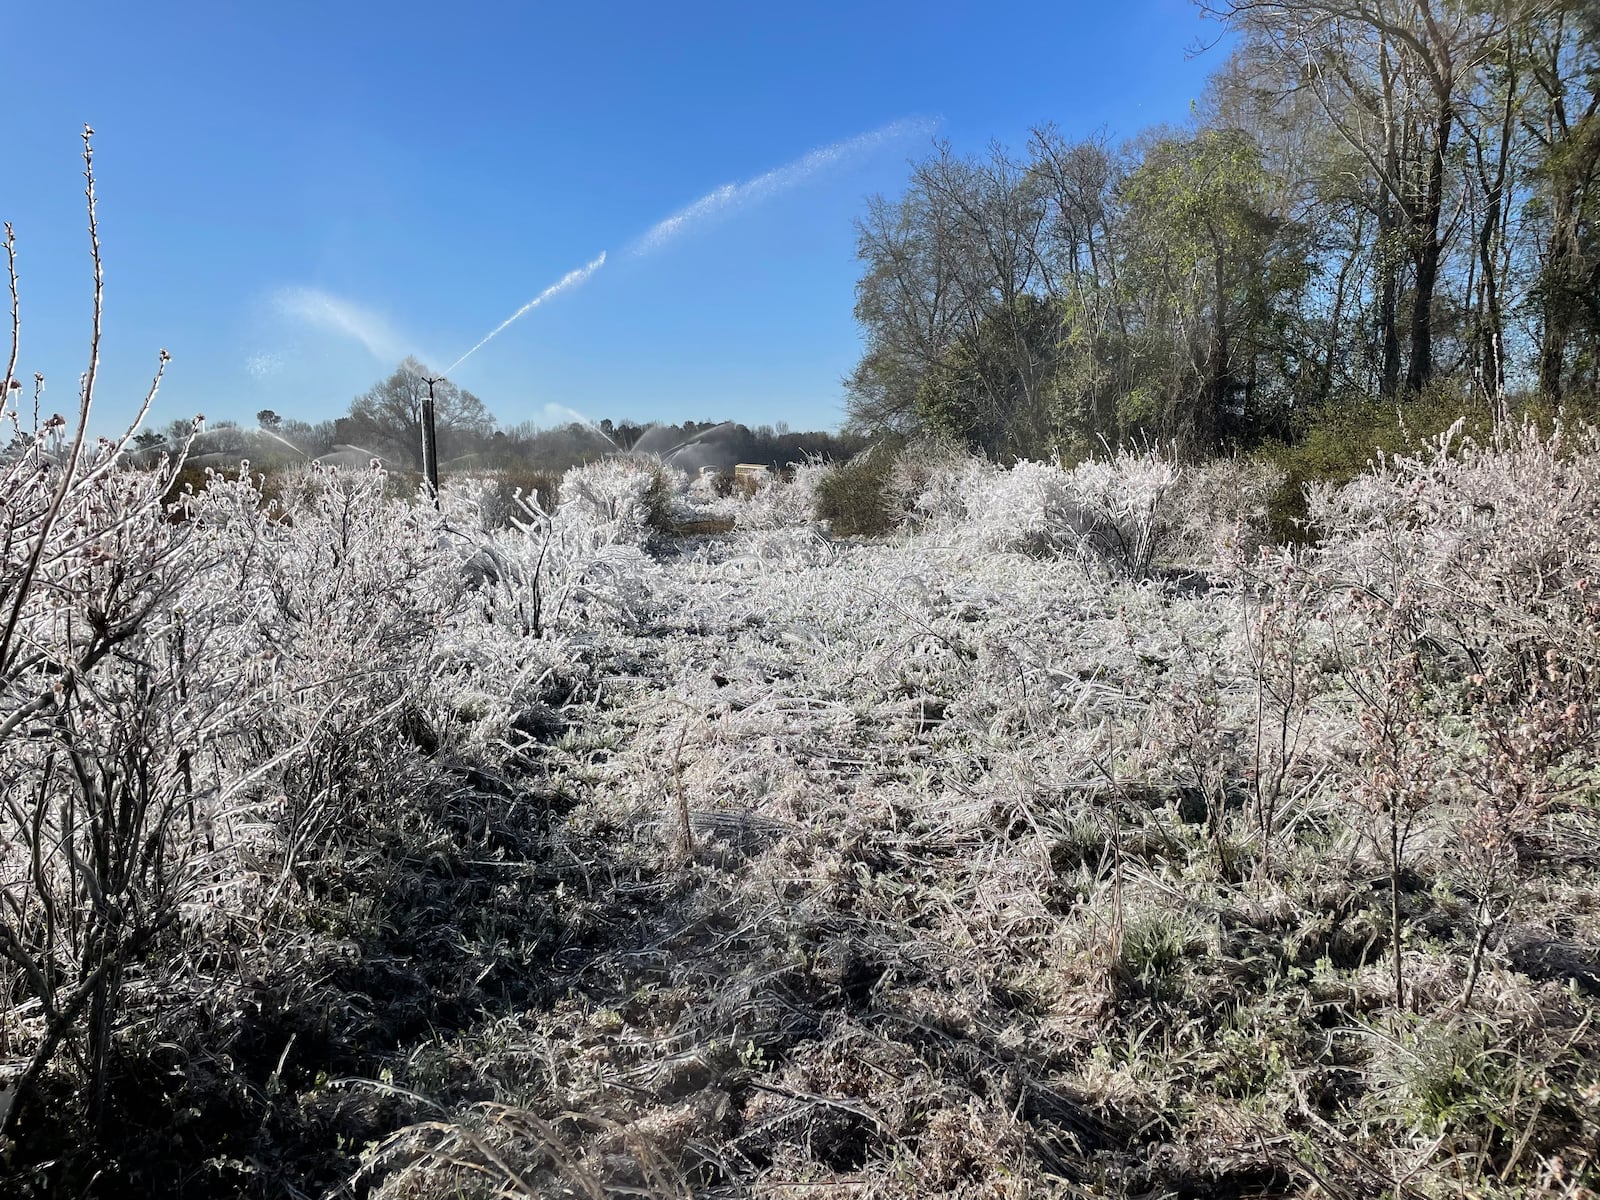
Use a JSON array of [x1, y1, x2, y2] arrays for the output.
[[10, 1, 1226, 436]]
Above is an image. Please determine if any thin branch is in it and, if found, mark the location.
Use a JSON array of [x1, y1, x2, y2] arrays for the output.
[[0, 128, 103, 675], [2, 223, 18, 400]]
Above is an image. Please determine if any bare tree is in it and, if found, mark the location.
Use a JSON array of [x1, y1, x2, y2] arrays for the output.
[[907, 143, 1056, 447], [346, 357, 494, 470], [1202, 0, 1511, 395], [846, 189, 968, 433], [1527, 3, 1600, 399]]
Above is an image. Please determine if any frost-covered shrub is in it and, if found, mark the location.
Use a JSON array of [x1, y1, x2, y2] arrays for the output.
[[1063, 447, 1181, 575], [678, 468, 742, 523], [924, 447, 1181, 576], [0, 137, 658, 1186], [1165, 456, 1286, 567], [0, 399, 615, 1146], [1298, 420, 1600, 1002], [437, 472, 516, 535], [0, 408, 228, 1137], [458, 482, 660, 638], [958, 458, 1076, 555], [555, 456, 681, 546], [1309, 420, 1600, 726], [720, 526, 836, 572], [0, 142, 277, 1138], [183, 463, 468, 849], [438, 469, 559, 531], [881, 437, 980, 529], [1309, 420, 1600, 611], [736, 460, 830, 531]]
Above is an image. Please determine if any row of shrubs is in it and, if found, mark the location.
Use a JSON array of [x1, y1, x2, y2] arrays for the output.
[[800, 385, 1600, 549], [711, 438, 1275, 576], [164, 384, 1600, 586]]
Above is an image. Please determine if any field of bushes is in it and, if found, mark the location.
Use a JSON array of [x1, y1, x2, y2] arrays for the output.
[[3, 374, 1599, 1198]]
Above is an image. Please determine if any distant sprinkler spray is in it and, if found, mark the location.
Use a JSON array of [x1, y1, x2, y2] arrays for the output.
[[254, 425, 309, 458], [445, 252, 607, 374], [539, 403, 621, 449]]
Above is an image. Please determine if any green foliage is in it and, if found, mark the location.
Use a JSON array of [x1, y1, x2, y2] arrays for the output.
[[1117, 129, 1311, 450], [1255, 389, 1513, 541], [847, 7, 1600, 458], [1362, 1016, 1556, 1147], [1208, 1026, 1291, 1102], [640, 460, 678, 537], [915, 294, 1064, 460], [814, 441, 903, 536], [1117, 907, 1207, 994]]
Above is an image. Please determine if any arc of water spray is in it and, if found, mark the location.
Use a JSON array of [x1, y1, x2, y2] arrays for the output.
[[540, 403, 621, 449], [255, 426, 310, 458], [444, 252, 607, 374], [629, 116, 937, 256]]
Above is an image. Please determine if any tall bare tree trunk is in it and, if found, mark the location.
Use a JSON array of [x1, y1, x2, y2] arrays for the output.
[[1473, 54, 1517, 404], [1321, 211, 1364, 406], [1538, 186, 1579, 401], [1405, 107, 1453, 396], [1378, 203, 1403, 399]]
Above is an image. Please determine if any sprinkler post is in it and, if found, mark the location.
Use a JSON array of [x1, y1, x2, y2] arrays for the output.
[[420, 375, 442, 506]]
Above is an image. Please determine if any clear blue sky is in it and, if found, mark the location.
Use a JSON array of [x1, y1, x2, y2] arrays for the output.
[[10, 0, 1226, 436]]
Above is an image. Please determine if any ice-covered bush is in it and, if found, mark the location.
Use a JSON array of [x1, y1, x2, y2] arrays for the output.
[[678, 467, 742, 523], [0, 134, 248, 1140], [736, 460, 830, 531], [0, 411, 218, 1139], [1301, 419, 1600, 1004], [912, 446, 1181, 576], [1165, 455, 1286, 568], [554, 456, 681, 546], [182, 463, 469, 856], [1308, 420, 1600, 703], [957, 458, 1077, 554], [1063, 447, 1181, 575], [443, 473, 659, 639], [882, 437, 981, 529], [0, 369, 600, 1156], [438, 469, 559, 531]]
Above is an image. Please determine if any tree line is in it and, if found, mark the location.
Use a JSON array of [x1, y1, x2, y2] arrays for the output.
[[137, 356, 865, 476], [846, 0, 1599, 459]]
